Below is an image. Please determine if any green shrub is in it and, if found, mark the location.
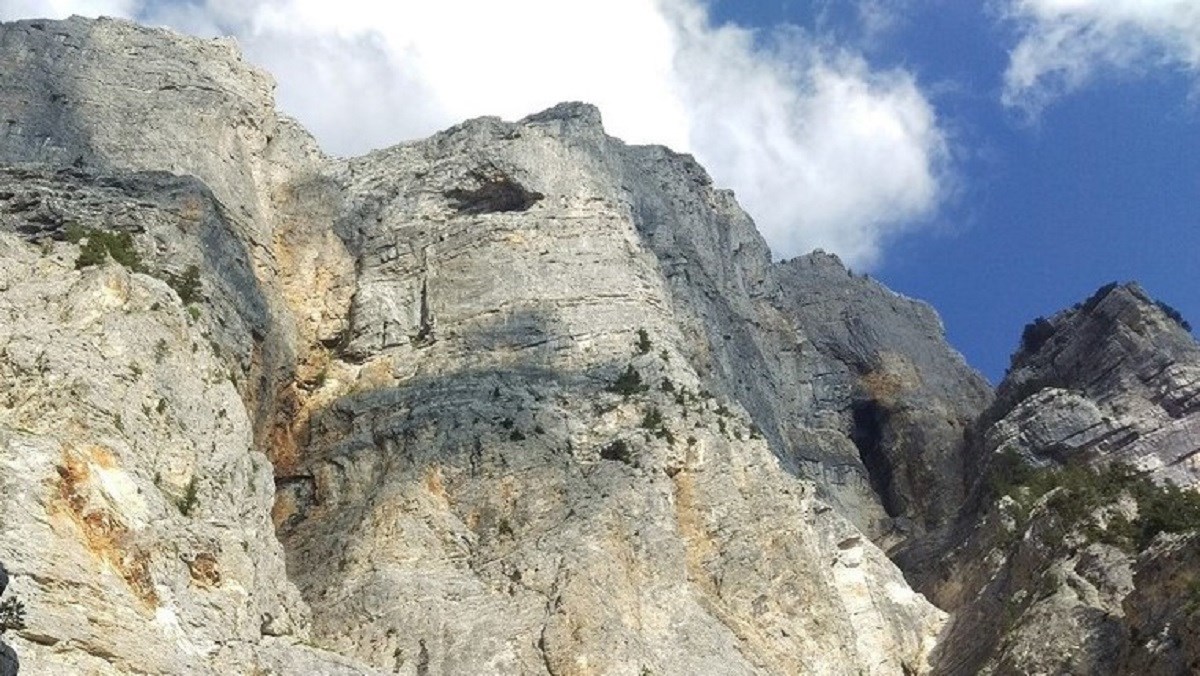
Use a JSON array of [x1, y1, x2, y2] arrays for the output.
[[601, 439, 633, 464], [1185, 580, 1200, 615], [1155, 299, 1192, 332], [176, 477, 199, 516], [0, 597, 24, 634], [1019, 317, 1056, 355], [641, 407, 664, 430], [608, 365, 648, 397], [635, 328, 652, 355], [1079, 282, 1119, 314], [166, 265, 202, 305], [70, 226, 145, 273], [987, 451, 1200, 550], [1137, 481, 1200, 546]]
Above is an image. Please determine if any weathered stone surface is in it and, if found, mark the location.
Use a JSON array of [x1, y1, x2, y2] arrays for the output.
[[0, 232, 371, 673], [0, 14, 357, 478], [11, 13, 1196, 676], [280, 102, 946, 674], [992, 283, 1200, 486], [984, 388, 1120, 465], [767, 252, 991, 538], [897, 283, 1200, 675], [0, 15, 963, 675]]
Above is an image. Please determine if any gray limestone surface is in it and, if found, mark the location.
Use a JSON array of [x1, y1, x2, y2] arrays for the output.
[[994, 283, 1200, 486], [280, 100, 947, 674], [6, 13, 1198, 676], [897, 283, 1200, 675], [0, 15, 963, 675]]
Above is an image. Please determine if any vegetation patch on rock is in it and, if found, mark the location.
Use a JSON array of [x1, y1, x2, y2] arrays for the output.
[[988, 451, 1200, 550]]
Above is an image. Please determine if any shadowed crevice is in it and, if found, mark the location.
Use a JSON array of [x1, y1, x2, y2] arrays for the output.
[[851, 400, 902, 518]]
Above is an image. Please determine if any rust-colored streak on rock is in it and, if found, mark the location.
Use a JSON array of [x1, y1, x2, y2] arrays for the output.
[[54, 448, 159, 609]]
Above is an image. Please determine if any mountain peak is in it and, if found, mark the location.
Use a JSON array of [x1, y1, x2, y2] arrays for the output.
[[1, 13, 1198, 676], [520, 101, 605, 128]]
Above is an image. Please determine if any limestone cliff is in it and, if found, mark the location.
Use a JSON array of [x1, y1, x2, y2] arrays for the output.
[[0, 16, 968, 675], [0, 14, 1196, 676], [898, 283, 1200, 675]]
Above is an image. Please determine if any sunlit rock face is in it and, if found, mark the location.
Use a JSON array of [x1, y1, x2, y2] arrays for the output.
[[897, 283, 1200, 675], [3, 13, 1197, 676], [0, 16, 961, 675]]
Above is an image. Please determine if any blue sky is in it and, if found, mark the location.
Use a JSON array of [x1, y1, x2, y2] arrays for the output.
[[714, 1, 1200, 381], [2, 0, 1196, 382]]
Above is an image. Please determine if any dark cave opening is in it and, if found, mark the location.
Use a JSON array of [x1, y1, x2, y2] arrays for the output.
[[444, 172, 544, 214], [850, 400, 903, 518]]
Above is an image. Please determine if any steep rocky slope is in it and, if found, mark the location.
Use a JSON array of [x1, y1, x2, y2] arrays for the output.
[[987, 283, 1200, 487], [2, 14, 1195, 676], [898, 283, 1200, 675], [0, 16, 993, 675], [272, 99, 973, 673]]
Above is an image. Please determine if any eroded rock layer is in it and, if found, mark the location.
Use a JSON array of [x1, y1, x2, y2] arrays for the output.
[[0, 16, 975, 675], [2, 14, 1196, 676], [899, 284, 1200, 675]]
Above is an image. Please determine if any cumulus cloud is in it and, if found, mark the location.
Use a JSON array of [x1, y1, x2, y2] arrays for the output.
[[0, 0, 950, 268], [1004, 0, 1200, 111]]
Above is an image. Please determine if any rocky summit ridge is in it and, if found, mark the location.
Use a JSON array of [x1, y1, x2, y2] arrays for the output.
[[0, 15, 1196, 676]]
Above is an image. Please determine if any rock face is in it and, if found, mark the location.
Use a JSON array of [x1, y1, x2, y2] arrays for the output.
[[0, 16, 980, 675], [897, 283, 1200, 675], [1, 14, 1196, 676], [769, 253, 990, 538], [990, 283, 1200, 485], [274, 101, 954, 674], [0, 16, 365, 675], [0, 169, 369, 673], [0, 564, 17, 676]]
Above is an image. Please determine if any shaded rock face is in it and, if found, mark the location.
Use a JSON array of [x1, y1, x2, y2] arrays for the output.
[[13, 14, 1198, 676], [991, 283, 1200, 486], [0, 16, 982, 675], [0, 564, 17, 676], [896, 283, 1200, 675], [768, 253, 991, 537], [282, 100, 949, 673]]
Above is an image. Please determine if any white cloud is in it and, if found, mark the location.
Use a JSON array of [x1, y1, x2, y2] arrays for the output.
[[0, 0, 135, 18], [667, 9, 945, 266], [0, 0, 950, 268], [1004, 0, 1200, 111]]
